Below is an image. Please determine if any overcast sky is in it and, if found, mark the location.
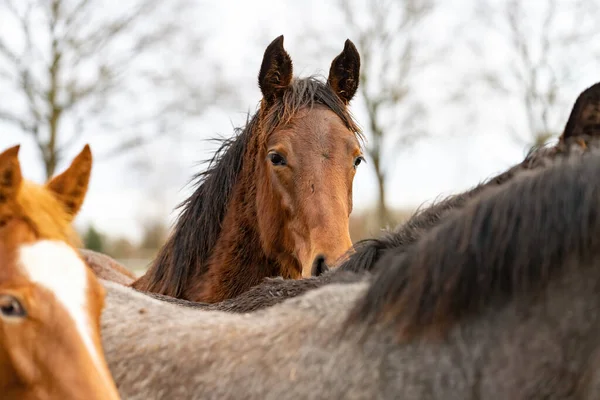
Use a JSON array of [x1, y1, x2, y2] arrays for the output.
[[2, 0, 597, 242]]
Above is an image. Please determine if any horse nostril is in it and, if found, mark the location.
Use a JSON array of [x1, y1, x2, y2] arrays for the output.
[[311, 255, 329, 277]]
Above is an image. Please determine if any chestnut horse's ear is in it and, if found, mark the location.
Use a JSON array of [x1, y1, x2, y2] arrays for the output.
[[0, 145, 23, 204], [561, 82, 600, 141], [46, 144, 92, 217], [327, 39, 361, 105], [258, 35, 293, 105]]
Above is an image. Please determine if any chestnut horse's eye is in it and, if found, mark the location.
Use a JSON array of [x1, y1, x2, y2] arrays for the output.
[[0, 295, 26, 319], [354, 156, 365, 168], [268, 152, 287, 166]]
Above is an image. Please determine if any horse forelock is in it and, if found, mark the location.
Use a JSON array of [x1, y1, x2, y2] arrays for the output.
[[261, 76, 362, 142], [15, 181, 79, 247]]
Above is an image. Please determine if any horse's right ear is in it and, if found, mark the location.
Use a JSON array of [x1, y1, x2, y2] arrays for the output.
[[46, 144, 92, 218], [258, 35, 293, 105], [0, 145, 23, 203], [561, 82, 600, 141]]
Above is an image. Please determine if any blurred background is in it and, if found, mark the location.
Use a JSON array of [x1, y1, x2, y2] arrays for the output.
[[1, 0, 599, 273]]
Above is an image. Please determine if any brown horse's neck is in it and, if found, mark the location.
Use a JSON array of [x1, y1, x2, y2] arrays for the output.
[[183, 204, 276, 303], [134, 204, 277, 303], [183, 150, 280, 303]]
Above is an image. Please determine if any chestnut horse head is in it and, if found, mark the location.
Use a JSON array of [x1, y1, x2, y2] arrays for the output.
[[0, 144, 92, 248], [0, 145, 120, 399], [134, 36, 364, 302]]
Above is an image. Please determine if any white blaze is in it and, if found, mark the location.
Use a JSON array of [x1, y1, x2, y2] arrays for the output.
[[17, 240, 102, 371]]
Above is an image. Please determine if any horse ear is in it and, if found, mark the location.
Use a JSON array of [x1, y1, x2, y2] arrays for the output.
[[327, 39, 361, 105], [258, 35, 293, 105], [0, 145, 23, 204], [561, 82, 600, 141], [46, 144, 92, 217]]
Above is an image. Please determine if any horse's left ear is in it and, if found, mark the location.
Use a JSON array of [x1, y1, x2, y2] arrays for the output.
[[258, 35, 293, 105], [46, 144, 92, 217], [0, 145, 23, 204], [561, 81, 600, 141], [327, 39, 361, 105]]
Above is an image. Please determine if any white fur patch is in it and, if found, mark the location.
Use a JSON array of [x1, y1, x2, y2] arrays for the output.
[[17, 240, 102, 370]]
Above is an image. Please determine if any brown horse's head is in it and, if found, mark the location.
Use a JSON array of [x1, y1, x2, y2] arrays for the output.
[[135, 36, 364, 302], [0, 145, 120, 399], [254, 36, 363, 277]]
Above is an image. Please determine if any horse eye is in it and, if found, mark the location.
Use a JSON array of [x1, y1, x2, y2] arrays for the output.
[[354, 156, 365, 168], [268, 152, 287, 166], [0, 295, 26, 319]]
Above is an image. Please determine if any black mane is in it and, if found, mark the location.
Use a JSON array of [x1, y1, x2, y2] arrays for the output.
[[349, 146, 600, 340], [337, 133, 590, 275]]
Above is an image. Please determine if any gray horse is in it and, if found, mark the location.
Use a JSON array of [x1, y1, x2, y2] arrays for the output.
[[100, 146, 600, 399]]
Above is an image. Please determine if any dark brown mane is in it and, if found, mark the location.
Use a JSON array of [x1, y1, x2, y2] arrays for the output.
[[135, 76, 361, 298], [337, 133, 594, 275], [348, 145, 600, 340], [133, 119, 254, 296]]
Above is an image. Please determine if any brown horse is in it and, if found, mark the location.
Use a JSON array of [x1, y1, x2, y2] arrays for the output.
[[101, 139, 600, 399], [128, 35, 364, 302], [0, 145, 120, 399]]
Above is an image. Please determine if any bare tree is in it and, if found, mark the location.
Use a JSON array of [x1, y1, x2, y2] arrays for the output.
[[332, 0, 437, 228], [472, 0, 600, 148], [0, 0, 225, 178]]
